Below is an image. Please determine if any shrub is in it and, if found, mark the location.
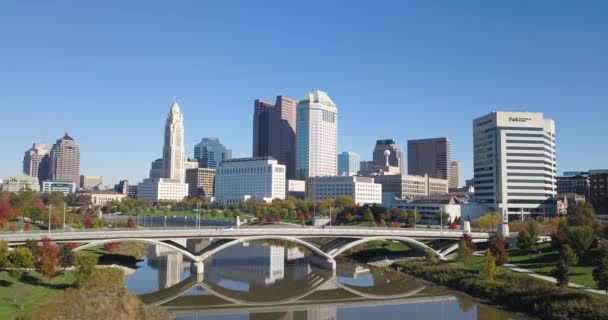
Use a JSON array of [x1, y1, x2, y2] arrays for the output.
[[425, 249, 439, 265], [75, 254, 98, 286], [479, 249, 497, 281]]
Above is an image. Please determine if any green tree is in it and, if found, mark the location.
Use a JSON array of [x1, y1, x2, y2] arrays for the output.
[[552, 258, 569, 288], [405, 210, 420, 228], [59, 244, 76, 268], [8, 247, 34, 280], [46, 191, 65, 208], [335, 195, 355, 210], [560, 244, 579, 266], [593, 258, 608, 295], [517, 219, 540, 261], [479, 249, 497, 281], [568, 202, 596, 227], [436, 210, 450, 226], [567, 226, 594, 259], [0, 240, 9, 268], [425, 249, 439, 265], [75, 254, 98, 286], [458, 239, 473, 263]]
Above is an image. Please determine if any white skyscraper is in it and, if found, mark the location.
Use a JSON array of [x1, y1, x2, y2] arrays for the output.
[[473, 112, 557, 219], [163, 101, 185, 182], [296, 90, 338, 178], [140, 100, 188, 202]]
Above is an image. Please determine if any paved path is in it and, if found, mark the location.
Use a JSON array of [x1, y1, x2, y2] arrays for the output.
[[503, 263, 607, 295]]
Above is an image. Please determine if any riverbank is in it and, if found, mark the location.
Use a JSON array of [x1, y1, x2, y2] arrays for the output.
[[393, 259, 608, 320]]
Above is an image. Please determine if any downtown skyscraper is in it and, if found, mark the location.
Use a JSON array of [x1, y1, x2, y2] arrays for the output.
[[473, 112, 557, 219], [296, 90, 338, 178], [252, 95, 297, 179], [408, 137, 451, 180], [49, 133, 80, 184], [162, 101, 185, 182], [23, 143, 51, 184]]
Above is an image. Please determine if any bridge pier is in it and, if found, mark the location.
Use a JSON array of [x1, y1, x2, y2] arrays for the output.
[[190, 261, 205, 275]]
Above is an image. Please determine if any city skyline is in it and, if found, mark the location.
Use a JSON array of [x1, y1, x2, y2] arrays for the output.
[[1, 2, 607, 185]]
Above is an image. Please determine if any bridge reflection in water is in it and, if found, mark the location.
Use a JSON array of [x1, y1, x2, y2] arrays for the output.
[[128, 240, 459, 320]]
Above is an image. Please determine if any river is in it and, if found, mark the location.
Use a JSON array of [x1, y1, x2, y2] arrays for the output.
[[122, 240, 530, 320]]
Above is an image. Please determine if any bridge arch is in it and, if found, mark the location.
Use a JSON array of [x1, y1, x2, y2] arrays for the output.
[[198, 235, 333, 262], [73, 238, 199, 262], [327, 236, 445, 260]]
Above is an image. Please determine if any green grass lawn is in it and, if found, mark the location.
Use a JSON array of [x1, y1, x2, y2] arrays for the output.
[[507, 242, 596, 288], [0, 271, 75, 319]]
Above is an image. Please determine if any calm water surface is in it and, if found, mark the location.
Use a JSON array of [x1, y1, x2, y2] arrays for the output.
[[124, 240, 529, 320]]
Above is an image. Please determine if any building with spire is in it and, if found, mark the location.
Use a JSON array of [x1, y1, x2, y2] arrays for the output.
[[49, 133, 80, 184], [23, 143, 51, 185], [296, 90, 338, 178], [162, 101, 186, 182], [139, 101, 188, 202]]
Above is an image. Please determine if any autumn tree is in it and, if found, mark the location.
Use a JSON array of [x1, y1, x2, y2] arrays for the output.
[[0, 197, 16, 223], [127, 218, 136, 228], [104, 242, 117, 252], [480, 249, 497, 281], [36, 237, 60, 279], [488, 236, 509, 266], [345, 212, 354, 223], [476, 212, 502, 231]]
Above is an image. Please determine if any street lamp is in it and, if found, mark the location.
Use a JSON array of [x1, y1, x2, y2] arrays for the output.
[[63, 203, 66, 229], [48, 204, 52, 234]]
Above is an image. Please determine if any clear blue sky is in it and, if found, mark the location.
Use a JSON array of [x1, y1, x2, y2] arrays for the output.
[[1, 1, 607, 186]]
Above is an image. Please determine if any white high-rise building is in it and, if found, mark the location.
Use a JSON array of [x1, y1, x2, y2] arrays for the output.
[[215, 157, 286, 204], [163, 101, 185, 182], [473, 112, 557, 219], [296, 90, 338, 179], [338, 151, 360, 176], [141, 101, 188, 202]]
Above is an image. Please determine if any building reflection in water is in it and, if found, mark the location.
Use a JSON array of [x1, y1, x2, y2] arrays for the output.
[[143, 241, 499, 320]]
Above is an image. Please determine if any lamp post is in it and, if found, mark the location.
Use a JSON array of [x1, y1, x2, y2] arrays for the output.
[[63, 203, 66, 229], [440, 208, 443, 232], [48, 204, 52, 234]]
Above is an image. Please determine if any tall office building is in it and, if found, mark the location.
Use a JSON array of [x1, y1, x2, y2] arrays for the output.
[[338, 151, 360, 176], [408, 137, 450, 180], [373, 139, 405, 174], [162, 101, 185, 182], [590, 170, 608, 215], [23, 143, 51, 184], [473, 112, 557, 218], [49, 133, 80, 184], [252, 96, 297, 179], [296, 90, 338, 178], [194, 138, 232, 169], [141, 101, 188, 202], [449, 161, 461, 189]]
